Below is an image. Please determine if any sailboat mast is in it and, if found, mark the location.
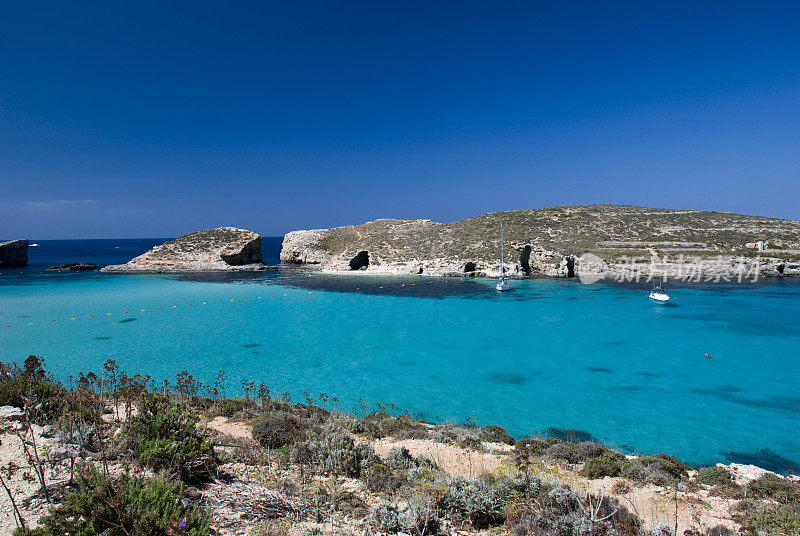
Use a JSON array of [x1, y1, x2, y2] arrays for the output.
[[500, 224, 504, 276]]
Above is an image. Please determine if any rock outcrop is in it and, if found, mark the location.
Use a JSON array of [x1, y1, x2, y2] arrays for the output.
[[0, 239, 28, 268], [279, 206, 800, 280], [102, 228, 265, 273], [46, 263, 98, 272]]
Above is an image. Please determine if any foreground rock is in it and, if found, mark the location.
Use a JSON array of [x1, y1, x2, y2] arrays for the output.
[[102, 227, 265, 273], [281, 205, 800, 279], [0, 239, 28, 268], [46, 262, 98, 272]]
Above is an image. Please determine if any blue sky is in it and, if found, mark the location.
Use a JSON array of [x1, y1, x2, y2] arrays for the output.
[[2, 1, 799, 238]]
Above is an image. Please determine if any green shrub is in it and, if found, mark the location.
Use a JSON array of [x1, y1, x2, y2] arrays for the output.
[[219, 398, 245, 416], [581, 454, 631, 479], [696, 467, 743, 498], [636, 454, 690, 480], [0, 357, 70, 423], [747, 474, 800, 503], [363, 412, 427, 438], [298, 429, 374, 478], [252, 411, 309, 448], [14, 465, 208, 536], [365, 462, 404, 492], [734, 499, 800, 535], [480, 424, 514, 445], [514, 437, 556, 457], [121, 393, 216, 482]]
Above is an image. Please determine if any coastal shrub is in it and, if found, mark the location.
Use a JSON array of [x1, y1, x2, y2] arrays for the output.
[[440, 473, 541, 528], [504, 485, 640, 536], [581, 453, 631, 479], [250, 520, 291, 536], [746, 473, 800, 503], [121, 393, 216, 482], [252, 411, 309, 448], [14, 464, 208, 536], [734, 500, 800, 535], [371, 504, 402, 533], [0, 357, 71, 423], [364, 462, 405, 493], [297, 429, 373, 478], [480, 424, 515, 445], [387, 446, 417, 470], [622, 454, 690, 486], [543, 440, 608, 464], [219, 398, 245, 416], [363, 412, 427, 439], [430, 424, 482, 448], [400, 495, 441, 536], [696, 467, 743, 498], [514, 437, 556, 457]]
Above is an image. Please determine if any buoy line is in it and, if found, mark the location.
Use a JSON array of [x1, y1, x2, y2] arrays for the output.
[[1, 279, 460, 327]]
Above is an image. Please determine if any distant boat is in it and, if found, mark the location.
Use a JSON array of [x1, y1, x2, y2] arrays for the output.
[[30, 243, 39, 247], [496, 224, 510, 291], [649, 279, 670, 302]]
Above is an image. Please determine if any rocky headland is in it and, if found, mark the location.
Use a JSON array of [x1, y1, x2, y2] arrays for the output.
[[46, 262, 98, 272], [102, 227, 265, 273], [280, 205, 800, 280], [0, 239, 29, 268]]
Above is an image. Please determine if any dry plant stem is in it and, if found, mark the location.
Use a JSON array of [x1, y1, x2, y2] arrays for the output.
[[23, 389, 51, 503], [0, 471, 26, 529]]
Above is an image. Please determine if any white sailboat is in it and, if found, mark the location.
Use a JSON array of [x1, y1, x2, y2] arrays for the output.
[[648, 278, 670, 302], [496, 223, 510, 291]]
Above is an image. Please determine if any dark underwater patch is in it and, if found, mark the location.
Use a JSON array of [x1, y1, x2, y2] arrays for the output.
[[602, 340, 627, 346], [636, 371, 660, 377], [93, 336, 112, 340], [690, 388, 800, 414], [720, 448, 800, 475], [118, 318, 137, 323], [242, 343, 262, 348], [487, 372, 527, 385], [612, 384, 641, 392], [544, 427, 599, 443], [587, 366, 612, 373]]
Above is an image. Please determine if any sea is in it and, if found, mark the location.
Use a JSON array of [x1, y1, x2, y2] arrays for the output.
[[1, 238, 798, 472]]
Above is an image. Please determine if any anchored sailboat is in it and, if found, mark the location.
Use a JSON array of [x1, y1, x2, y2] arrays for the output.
[[648, 278, 670, 302], [496, 224, 510, 291]]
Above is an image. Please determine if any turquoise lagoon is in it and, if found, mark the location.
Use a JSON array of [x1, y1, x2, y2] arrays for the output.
[[1, 239, 799, 472]]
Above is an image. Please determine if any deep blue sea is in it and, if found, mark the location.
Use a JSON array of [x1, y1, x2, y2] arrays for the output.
[[1, 239, 799, 472]]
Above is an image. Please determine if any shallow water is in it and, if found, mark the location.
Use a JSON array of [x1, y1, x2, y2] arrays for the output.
[[1, 240, 799, 471]]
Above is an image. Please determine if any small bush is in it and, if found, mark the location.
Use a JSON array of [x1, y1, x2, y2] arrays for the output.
[[734, 499, 800, 535], [365, 462, 404, 492], [219, 398, 245, 416], [372, 504, 402, 533], [298, 429, 373, 478], [364, 412, 427, 438], [121, 393, 216, 482], [252, 411, 309, 448], [250, 520, 291, 536], [581, 454, 631, 479], [636, 454, 690, 480], [14, 465, 208, 536], [481, 424, 514, 445], [696, 467, 743, 498], [514, 437, 555, 457], [747, 473, 800, 503]]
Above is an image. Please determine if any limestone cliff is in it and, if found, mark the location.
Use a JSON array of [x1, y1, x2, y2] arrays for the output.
[[102, 228, 264, 273], [0, 239, 29, 268], [279, 206, 800, 279]]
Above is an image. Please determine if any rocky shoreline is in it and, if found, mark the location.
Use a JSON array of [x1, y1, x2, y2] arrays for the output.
[[102, 227, 266, 273], [280, 206, 800, 282]]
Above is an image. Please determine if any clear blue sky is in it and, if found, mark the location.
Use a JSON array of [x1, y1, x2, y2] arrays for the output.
[[2, 1, 799, 238]]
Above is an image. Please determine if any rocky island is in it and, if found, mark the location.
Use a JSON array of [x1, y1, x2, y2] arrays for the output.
[[102, 227, 265, 272], [281, 205, 800, 280], [0, 239, 29, 268]]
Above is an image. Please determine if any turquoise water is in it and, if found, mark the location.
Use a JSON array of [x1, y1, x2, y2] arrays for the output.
[[1, 240, 799, 471]]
